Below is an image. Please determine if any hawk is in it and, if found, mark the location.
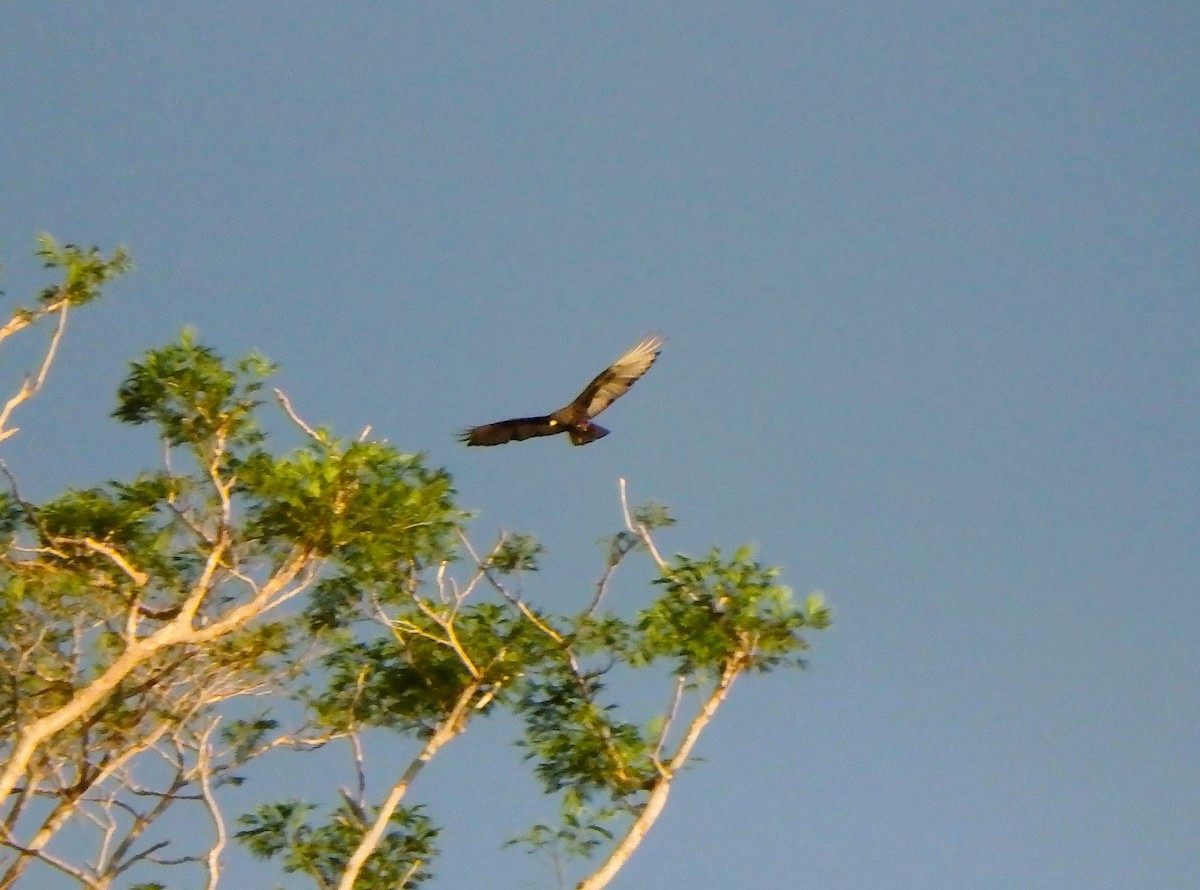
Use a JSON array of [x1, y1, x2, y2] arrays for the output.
[[459, 334, 664, 446]]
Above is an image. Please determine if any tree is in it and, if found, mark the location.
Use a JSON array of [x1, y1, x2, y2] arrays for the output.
[[0, 236, 830, 889]]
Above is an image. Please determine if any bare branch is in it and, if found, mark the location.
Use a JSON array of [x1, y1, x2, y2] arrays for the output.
[[398, 857, 425, 888], [273, 387, 321, 440], [457, 530, 566, 645], [0, 303, 68, 443], [0, 719, 175, 890], [197, 719, 226, 890], [77, 537, 150, 587], [652, 676, 688, 764], [334, 681, 482, 890], [348, 733, 367, 811], [577, 660, 743, 890], [0, 830, 103, 889], [406, 594, 481, 679], [100, 761, 188, 879], [206, 432, 234, 530], [619, 478, 667, 570], [0, 546, 319, 805]]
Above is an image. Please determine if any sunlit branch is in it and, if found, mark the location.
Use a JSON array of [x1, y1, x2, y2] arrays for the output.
[[273, 387, 321, 441], [618, 478, 666, 570], [75, 537, 150, 587], [397, 857, 425, 888], [0, 546, 320, 806], [0, 718, 176, 889], [0, 303, 68, 444], [457, 529, 566, 646], [652, 676, 688, 764], [197, 719, 227, 890], [334, 681, 483, 890], [577, 659, 743, 890]]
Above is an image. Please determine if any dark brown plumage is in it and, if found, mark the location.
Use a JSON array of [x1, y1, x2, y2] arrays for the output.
[[459, 334, 664, 447]]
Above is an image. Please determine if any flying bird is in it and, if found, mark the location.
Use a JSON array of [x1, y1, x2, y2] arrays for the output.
[[459, 334, 664, 446]]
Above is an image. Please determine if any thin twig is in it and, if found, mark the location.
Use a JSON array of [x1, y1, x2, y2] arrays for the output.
[[334, 682, 482, 890], [273, 387, 321, 440], [197, 719, 226, 890], [78, 538, 149, 587], [652, 676, 688, 764], [0, 303, 69, 443], [350, 733, 367, 809], [619, 478, 666, 570], [577, 659, 743, 890], [0, 833, 102, 889], [398, 857, 425, 888], [457, 529, 566, 645]]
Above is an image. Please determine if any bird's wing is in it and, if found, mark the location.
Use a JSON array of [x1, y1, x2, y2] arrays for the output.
[[569, 334, 665, 419], [459, 416, 558, 446]]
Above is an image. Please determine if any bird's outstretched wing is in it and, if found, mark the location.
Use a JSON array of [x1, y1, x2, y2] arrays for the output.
[[459, 334, 664, 447], [458, 416, 558, 446], [569, 334, 665, 419]]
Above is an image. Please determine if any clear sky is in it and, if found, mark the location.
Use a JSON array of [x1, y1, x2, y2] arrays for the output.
[[2, 3, 1198, 888]]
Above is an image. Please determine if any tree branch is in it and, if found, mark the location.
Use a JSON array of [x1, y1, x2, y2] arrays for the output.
[[577, 659, 742, 890], [197, 719, 227, 890], [619, 478, 666, 570], [0, 303, 68, 443], [273, 387, 321, 440], [458, 530, 566, 645], [334, 681, 482, 890], [0, 549, 318, 805]]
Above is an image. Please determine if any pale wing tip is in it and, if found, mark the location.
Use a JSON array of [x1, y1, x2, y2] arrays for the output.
[[626, 333, 665, 360], [616, 333, 665, 371]]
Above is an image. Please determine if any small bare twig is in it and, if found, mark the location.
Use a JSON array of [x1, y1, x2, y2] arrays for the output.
[[273, 387, 321, 440], [349, 733, 367, 812], [457, 530, 566, 645], [197, 719, 226, 890], [77, 538, 150, 587], [652, 676, 688, 764], [398, 857, 425, 888], [619, 478, 666, 570], [0, 831, 103, 889], [0, 303, 69, 443], [577, 659, 743, 890], [334, 681, 482, 890]]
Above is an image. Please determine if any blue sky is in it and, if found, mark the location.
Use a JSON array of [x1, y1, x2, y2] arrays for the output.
[[2, 3, 1197, 888]]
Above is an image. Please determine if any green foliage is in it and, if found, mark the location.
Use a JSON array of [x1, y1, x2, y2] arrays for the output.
[[113, 330, 271, 450], [0, 492, 24, 537], [38, 485, 155, 546], [519, 662, 656, 798], [638, 546, 826, 674], [569, 613, 634, 656], [20, 476, 198, 617], [237, 800, 438, 889], [0, 244, 830, 890], [317, 635, 473, 732], [236, 438, 458, 561], [507, 791, 618, 862], [34, 233, 130, 307], [312, 600, 537, 733], [221, 715, 280, 762], [488, 532, 543, 573], [632, 501, 675, 532]]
